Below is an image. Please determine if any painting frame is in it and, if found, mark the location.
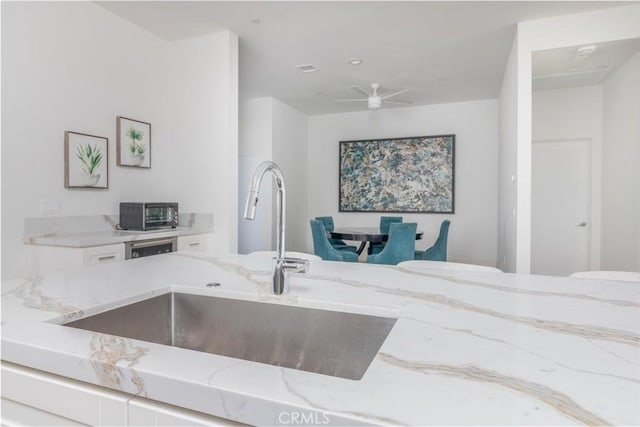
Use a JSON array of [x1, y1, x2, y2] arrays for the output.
[[339, 134, 455, 213], [116, 116, 151, 169], [64, 131, 109, 189]]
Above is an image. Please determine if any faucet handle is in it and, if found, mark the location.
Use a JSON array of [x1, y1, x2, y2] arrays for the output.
[[283, 257, 310, 273]]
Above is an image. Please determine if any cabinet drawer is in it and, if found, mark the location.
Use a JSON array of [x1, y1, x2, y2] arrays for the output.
[[178, 235, 209, 252], [82, 244, 125, 266]]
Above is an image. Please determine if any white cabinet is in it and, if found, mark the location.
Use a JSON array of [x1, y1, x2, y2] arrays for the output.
[[82, 244, 126, 266], [177, 233, 214, 253], [1, 362, 241, 427], [128, 397, 241, 426], [27, 243, 125, 276], [1, 362, 128, 426], [1, 398, 86, 427]]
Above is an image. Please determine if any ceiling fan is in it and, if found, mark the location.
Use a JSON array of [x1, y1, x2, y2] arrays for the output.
[[335, 83, 412, 110]]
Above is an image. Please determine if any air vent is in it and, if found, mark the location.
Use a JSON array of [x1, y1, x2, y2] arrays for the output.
[[296, 64, 318, 73]]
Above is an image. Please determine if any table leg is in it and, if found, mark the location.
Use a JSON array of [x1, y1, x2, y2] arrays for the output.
[[356, 242, 367, 256]]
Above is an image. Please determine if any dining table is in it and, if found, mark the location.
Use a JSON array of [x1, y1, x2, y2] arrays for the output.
[[330, 227, 424, 255]]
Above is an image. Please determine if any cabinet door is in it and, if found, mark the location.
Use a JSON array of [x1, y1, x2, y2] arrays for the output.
[[1, 398, 86, 427], [128, 398, 242, 426], [82, 244, 125, 266], [1, 362, 128, 426]]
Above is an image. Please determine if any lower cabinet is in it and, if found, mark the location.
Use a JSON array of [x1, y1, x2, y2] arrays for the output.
[[1, 361, 128, 426], [177, 233, 215, 253], [1, 362, 241, 427], [26, 233, 219, 276], [27, 243, 125, 276]]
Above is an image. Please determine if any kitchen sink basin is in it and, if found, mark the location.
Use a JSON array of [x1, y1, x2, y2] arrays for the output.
[[64, 292, 397, 380]]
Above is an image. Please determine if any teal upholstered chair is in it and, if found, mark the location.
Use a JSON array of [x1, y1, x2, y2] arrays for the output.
[[315, 216, 358, 253], [367, 222, 417, 265], [310, 220, 359, 262], [370, 216, 403, 255], [415, 220, 450, 261]]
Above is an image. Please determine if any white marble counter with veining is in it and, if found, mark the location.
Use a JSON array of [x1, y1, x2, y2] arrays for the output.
[[1, 252, 639, 426], [24, 226, 214, 248], [23, 213, 215, 247]]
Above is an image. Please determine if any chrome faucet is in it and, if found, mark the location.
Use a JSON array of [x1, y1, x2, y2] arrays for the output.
[[243, 161, 309, 294]]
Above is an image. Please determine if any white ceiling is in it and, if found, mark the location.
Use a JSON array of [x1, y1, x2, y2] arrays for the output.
[[98, 1, 635, 115], [532, 38, 640, 91]]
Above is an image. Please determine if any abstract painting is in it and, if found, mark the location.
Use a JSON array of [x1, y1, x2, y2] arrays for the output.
[[64, 131, 108, 189], [339, 135, 455, 213]]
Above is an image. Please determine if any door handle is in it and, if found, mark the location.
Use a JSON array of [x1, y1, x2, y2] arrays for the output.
[[576, 222, 587, 227]]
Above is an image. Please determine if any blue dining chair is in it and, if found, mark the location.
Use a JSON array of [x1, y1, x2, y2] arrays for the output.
[[310, 220, 359, 262], [370, 216, 403, 255], [415, 220, 450, 261], [315, 216, 358, 253], [367, 222, 417, 265]]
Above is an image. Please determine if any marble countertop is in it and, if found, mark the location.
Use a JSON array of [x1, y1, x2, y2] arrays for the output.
[[23, 213, 215, 247], [24, 226, 214, 248], [1, 252, 639, 425]]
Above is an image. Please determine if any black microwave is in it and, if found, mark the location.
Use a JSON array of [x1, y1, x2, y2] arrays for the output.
[[119, 203, 178, 231]]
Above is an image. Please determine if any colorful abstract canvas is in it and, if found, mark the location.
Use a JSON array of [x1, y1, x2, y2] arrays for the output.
[[339, 135, 455, 213]]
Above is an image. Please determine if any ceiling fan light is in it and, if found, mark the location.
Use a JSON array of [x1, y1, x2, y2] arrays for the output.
[[368, 97, 382, 110]]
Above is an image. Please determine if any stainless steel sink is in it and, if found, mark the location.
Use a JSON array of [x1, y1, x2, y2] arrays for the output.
[[64, 293, 397, 380]]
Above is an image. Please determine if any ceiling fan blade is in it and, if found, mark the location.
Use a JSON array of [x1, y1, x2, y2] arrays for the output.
[[351, 86, 371, 97], [381, 89, 408, 100], [334, 98, 368, 102], [384, 100, 413, 105]]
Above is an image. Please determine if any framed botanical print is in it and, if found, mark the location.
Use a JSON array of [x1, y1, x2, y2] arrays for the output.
[[64, 131, 108, 189], [117, 116, 151, 168]]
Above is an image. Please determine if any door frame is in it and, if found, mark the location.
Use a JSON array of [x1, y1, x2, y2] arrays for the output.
[[531, 138, 600, 272]]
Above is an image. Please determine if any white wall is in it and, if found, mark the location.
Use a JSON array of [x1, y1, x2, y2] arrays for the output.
[[532, 86, 603, 269], [238, 97, 308, 254], [238, 98, 274, 254], [601, 51, 640, 271], [167, 31, 239, 255], [498, 3, 640, 273], [497, 39, 519, 273], [272, 100, 308, 253], [1, 2, 238, 279], [307, 100, 498, 266]]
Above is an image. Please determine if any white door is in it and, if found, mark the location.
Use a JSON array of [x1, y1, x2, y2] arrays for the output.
[[531, 139, 591, 276]]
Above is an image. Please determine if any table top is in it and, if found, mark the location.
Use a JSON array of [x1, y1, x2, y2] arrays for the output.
[[330, 227, 423, 242]]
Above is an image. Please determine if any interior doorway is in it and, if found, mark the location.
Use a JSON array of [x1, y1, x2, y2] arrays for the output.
[[531, 139, 591, 275]]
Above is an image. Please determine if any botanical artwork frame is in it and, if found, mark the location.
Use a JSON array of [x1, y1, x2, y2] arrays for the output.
[[117, 116, 151, 168], [64, 131, 109, 189], [339, 135, 455, 213]]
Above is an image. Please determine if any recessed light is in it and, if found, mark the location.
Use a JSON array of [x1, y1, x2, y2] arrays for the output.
[[348, 58, 362, 65], [296, 64, 318, 73]]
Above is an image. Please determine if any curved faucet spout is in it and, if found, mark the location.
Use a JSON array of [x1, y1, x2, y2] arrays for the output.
[[243, 161, 289, 294]]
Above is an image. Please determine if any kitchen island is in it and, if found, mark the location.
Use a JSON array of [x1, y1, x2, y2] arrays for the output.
[[1, 252, 639, 426]]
